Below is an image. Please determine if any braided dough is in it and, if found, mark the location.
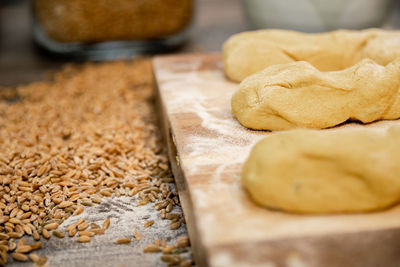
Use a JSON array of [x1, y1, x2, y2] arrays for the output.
[[231, 58, 400, 131], [242, 127, 400, 213], [223, 29, 400, 82]]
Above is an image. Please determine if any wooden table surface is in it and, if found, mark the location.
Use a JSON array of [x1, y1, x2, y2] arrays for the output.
[[0, 0, 248, 87], [2, 1, 400, 266]]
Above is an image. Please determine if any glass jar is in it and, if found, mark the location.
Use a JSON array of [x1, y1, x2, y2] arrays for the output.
[[32, 0, 194, 60]]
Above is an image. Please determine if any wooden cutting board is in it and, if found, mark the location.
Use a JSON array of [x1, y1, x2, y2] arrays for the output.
[[153, 52, 400, 267]]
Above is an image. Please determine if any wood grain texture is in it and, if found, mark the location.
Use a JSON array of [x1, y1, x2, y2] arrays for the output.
[[153, 52, 400, 267]]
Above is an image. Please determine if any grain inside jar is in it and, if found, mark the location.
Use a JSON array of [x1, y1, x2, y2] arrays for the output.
[[33, 0, 194, 43]]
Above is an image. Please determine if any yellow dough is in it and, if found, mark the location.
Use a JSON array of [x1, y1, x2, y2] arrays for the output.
[[231, 58, 400, 131], [242, 127, 400, 213], [223, 29, 400, 82]]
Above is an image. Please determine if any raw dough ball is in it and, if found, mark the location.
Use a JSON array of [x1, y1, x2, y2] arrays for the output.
[[242, 127, 400, 213], [231, 58, 400, 131], [223, 29, 400, 82]]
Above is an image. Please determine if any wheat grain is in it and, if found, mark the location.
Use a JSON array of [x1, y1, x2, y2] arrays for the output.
[[78, 231, 95, 237], [30, 242, 42, 250], [0, 234, 8, 240], [162, 246, 176, 254], [170, 221, 181, 230], [16, 245, 32, 253], [89, 228, 105, 235], [76, 236, 91, 243], [77, 222, 89, 231], [53, 231, 65, 238], [42, 229, 50, 239], [144, 220, 154, 228], [133, 231, 141, 241], [143, 244, 161, 253], [8, 241, 16, 252], [29, 253, 41, 262], [115, 238, 131, 244], [176, 236, 189, 248], [103, 218, 110, 230], [44, 223, 59, 231], [179, 259, 194, 267], [11, 252, 27, 262], [161, 254, 181, 264]]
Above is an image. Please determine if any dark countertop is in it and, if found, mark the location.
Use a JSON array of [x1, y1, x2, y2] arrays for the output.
[[0, 0, 248, 87], [2, 0, 400, 87]]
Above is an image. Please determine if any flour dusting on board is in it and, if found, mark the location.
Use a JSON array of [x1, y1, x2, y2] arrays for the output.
[[158, 67, 266, 176]]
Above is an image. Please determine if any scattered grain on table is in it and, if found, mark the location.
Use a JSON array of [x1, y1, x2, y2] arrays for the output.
[[170, 221, 182, 230], [76, 236, 91, 243], [162, 246, 176, 254], [53, 230, 65, 239], [144, 220, 155, 228], [133, 231, 141, 241], [143, 244, 162, 253], [11, 252, 27, 262], [103, 218, 110, 230], [115, 238, 131, 244], [176, 235, 190, 248], [0, 59, 192, 266]]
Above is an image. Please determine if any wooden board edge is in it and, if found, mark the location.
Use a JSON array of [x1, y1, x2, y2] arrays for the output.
[[153, 59, 210, 267], [208, 226, 400, 267]]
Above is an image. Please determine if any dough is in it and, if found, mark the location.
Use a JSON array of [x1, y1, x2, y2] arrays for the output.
[[223, 29, 400, 82], [242, 127, 400, 213], [231, 58, 400, 131]]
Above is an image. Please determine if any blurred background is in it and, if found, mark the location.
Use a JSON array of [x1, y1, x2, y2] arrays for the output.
[[1, 0, 400, 86]]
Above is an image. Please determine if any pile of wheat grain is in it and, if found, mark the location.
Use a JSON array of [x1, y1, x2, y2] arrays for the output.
[[0, 59, 192, 266]]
